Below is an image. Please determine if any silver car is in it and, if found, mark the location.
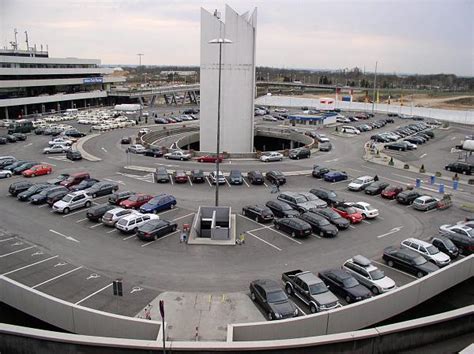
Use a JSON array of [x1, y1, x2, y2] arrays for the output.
[[52, 191, 92, 214]]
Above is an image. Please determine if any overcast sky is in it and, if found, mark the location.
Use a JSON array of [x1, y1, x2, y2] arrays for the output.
[[1, 0, 472, 76]]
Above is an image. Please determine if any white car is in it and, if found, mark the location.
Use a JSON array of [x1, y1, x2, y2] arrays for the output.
[[139, 128, 151, 135], [127, 144, 146, 154], [102, 207, 138, 226], [274, 108, 288, 113], [400, 238, 451, 267], [0, 170, 13, 179], [115, 212, 159, 233], [260, 151, 283, 162], [439, 224, 474, 238], [341, 126, 360, 135], [52, 191, 92, 214], [262, 115, 277, 122], [347, 202, 379, 219], [164, 151, 191, 161], [43, 144, 71, 154], [343, 255, 396, 295], [209, 171, 226, 185], [336, 117, 351, 123], [48, 138, 72, 146], [348, 176, 375, 191]]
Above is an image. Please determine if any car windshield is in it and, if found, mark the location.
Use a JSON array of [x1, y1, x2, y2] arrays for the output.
[[345, 207, 357, 214], [295, 196, 307, 203], [319, 218, 330, 226], [281, 204, 292, 211], [267, 290, 288, 303], [369, 269, 385, 280], [353, 178, 364, 185], [129, 196, 139, 202], [140, 222, 159, 232], [426, 245, 440, 255], [62, 195, 73, 202], [148, 198, 161, 205], [309, 282, 328, 295], [465, 229, 474, 237], [342, 277, 359, 288], [413, 256, 427, 265], [230, 171, 240, 177], [304, 194, 317, 201], [116, 219, 127, 226]]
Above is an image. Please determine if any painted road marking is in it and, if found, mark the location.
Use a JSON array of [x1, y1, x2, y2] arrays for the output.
[[38, 204, 48, 208], [268, 227, 303, 245], [0, 246, 35, 258], [425, 208, 438, 214], [246, 231, 282, 251], [106, 229, 117, 234], [89, 223, 103, 229], [42, 161, 56, 166], [345, 167, 362, 173], [141, 230, 180, 247], [32, 266, 83, 289], [159, 208, 180, 216], [169, 175, 174, 185], [75, 284, 112, 305], [188, 176, 193, 186], [378, 216, 385, 220], [130, 286, 143, 294], [324, 158, 340, 163], [263, 182, 269, 188], [371, 260, 417, 280], [101, 147, 108, 153], [173, 213, 194, 222], [76, 218, 88, 223], [0, 237, 15, 243], [62, 209, 86, 218], [377, 226, 404, 239], [295, 303, 307, 316], [420, 153, 427, 159], [243, 178, 250, 187], [122, 234, 137, 240], [225, 177, 231, 187], [206, 176, 212, 187], [49, 229, 80, 243], [349, 225, 356, 229], [362, 220, 371, 224], [2, 256, 58, 276]]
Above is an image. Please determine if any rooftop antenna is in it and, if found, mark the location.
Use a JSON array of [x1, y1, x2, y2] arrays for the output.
[[137, 53, 144, 66], [25, 31, 29, 51]]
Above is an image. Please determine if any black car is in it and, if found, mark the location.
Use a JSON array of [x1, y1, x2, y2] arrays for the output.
[[86, 204, 116, 222], [154, 167, 170, 183], [384, 142, 407, 151], [299, 212, 338, 238], [383, 246, 439, 278], [17, 183, 50, 201], [46, 189, 70, 206], [34, 127, 45, 135], [183, 108, 199, 114], [0, 157, 17, 169], [309, 188, 339, 206], [405, 136, 425, 145], [229, 170, 243, 185], [137, 219, 178, 241], [288, 148, 311, 160], [312, 166, 330, 178], [445, 162, 473, 175], [9, 181, 34, 196], [266, 170, 286, 185], [247, 171, 264, 185], [155, 118, 168, 124], [66, 150, 82, 161], [190, 170, 205, 183], [13, 162, 38, 175], [249, 279, 298, 320], [47, 173, 70, 185], [5, 135, 17, 143], [440, 231, 474, 256], [0, 137, 7, 144], [430, 236, 459, 259], [242, 205, 274, 223], [85, 182, 119, 198], [70, 178, 100, 192], [63, 129, 86, 138], [265, 200, 300, 218], [385, 118, 395, 123], [121, 136, 132, 144], [319, 269, 372, 304], [396, 190, 421, 205], [364, 181, 390, 195], [273, 218, 312, 238], [30, 186, 68, 204], [319, 142, 332, 152], [3, 160, 27, 171], [12, 133, 27, 141], [144, 148, 163, 158], [109, 191, 135, 205], [313, 208, 350, 230], [371, 135, 390, 143]]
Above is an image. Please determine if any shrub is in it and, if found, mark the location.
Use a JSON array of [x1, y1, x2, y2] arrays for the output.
[[435, 171, 442, 177], [420, 164, 425, 173], [388, 157, 394, 166], [404, 164, 409, 169]]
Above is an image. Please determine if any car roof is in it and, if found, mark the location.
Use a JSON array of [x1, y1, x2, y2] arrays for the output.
[[324, 269, 352, 280], [354, 201, 371, 207], [253, 279, 281, 291], [297, 272, 322, 285], [403, 238, 431, 247]]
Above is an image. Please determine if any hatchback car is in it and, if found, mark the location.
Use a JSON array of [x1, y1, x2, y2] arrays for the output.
[[273, 218, 312, 238], [229, 170, 243, 185], [381, 186, 403, 199], [247, 171, 264, 185], [332, 203, 363, 224], [144, 148, 163, 158], [299, 212, 338, 238], [348, 176, 375, 191], [85, 181, 119, 198], [173, 170, 188, 183], [190, 169, 205, 183], [249, 279, 298, 320], [209, 171, 226, 185], [17, 183, 50, 201], [13, 162, 38, 175], [70, 178, 100, 192], [260, 152, 283, 163], [86, 203, 116, 222], [31, 186, 68, 204], [312, 166, 330, 178], [109, 191, 136, 205], [120, 194, 153, 209], [154, 167, 170, 183], [139, 194, 177, 214], [265, 170, 286, 185], [46, 189, 70, 206], [413, 196, 439, 211], [265, 200, 300, 218], [430, 236, 459, 260], [396, 190, 421, 205], [319, 269, 372, 303], [127, 144, 146, 154], [136, 219, 178, 241], [60, 172, 91, 188], [288, 148, 311, 160], [52, 191, 92, 214], [400, 238, 451, 267], [197, 154, 223, 163], [313, 208, 350, 230], [323, 171, 348, 182], [309, 188, 339, 206], [242, 205, 274, 223], [347, 202, 379, 219], [102, 207, 137, 226], [364, 181, 390, 195], [22, 164, 52, 178], [121, 136, 132, 144], [115, 213, 159, 233], [318, 142, 332, 152], [9, 181, 33, 196], [66, 150, 82, 161]]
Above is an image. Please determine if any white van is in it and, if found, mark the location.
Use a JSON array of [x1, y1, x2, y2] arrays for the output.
[[341, 126, 360, 135], [115, 212, 159, 233]]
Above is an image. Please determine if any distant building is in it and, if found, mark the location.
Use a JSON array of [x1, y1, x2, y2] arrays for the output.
[[0, 48, 125, 119], [160, 71, 197, 78], [287, 113, 337, 126]]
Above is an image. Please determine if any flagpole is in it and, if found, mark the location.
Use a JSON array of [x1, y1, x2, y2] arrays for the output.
[[371, 61, 378, 114]]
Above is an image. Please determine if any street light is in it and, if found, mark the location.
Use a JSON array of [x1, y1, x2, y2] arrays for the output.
[[209, 38, 232, 207]]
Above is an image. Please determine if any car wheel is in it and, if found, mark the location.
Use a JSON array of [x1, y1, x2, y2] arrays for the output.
[[255, 216, 259, 222], [45, 151, 49, 154], [345, 295, 352, 303], [280, 158, 282, 161], [85, 201, 91, 207], [31, 174, 35, 177], [399, 148, 402, 151], [275, 223, 280, 230], [6, 173, 11, 178], [416, 271, 424, 278], [297, 156, 300, 160], [362, 214, 366, 219], [250, 292, 256, 301], [92, 193, 97, 198], [310, 304, 318, 313], [134, 227, 138, 233], [47, 170, 51, 174], [291, 231, 296, 238], [332, 178, 336, 182], [285, 284, 293, 295], [165, 156, 169, 159], [242, 210, 246, 216], [268, 312, 273, 320], [387, 260, 394, 267], [180, 157, 184, 161], [463, 171, 467, 175], [447, 167, 451, 171], [172, 225, 177, 232], [170, 203, 176, 209], [63, 207, 70, 214], [371, 286, 380, 295]]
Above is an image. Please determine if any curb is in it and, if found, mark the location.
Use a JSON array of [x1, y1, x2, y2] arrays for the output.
[[75, 134, 102, 162]]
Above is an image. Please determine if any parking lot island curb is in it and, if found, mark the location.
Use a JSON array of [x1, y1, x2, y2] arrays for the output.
[[75, 134, 102, 162]]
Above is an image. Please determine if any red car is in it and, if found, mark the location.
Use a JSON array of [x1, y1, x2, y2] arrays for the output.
[[332, 203, 363, 224], [197, 154, 224, 163], [119, 194, 153, 209], [173, 170, 188, 183], [381, 186, 404, 199], [22, 164, 52, 177]]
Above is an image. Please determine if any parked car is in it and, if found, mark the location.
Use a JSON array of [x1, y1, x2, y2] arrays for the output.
[[66, 150, 83, 161], [412, 195, 439, 211], [120, 193, 153, 209], [444, 162, 473, 175], [12, 133, 27, 141], [381, 186, 403, 199], [319, 269, 372, 304], [309, 188, 339, 206], [396, 190, 422, 205], [8, 181, 33, 196], [60, 172, 90, 188], [22, 164, 52, 177], [109, 191, 136, 205], [348, 176, 375, 191], [0, 170, 13, 178], [121, 136, 132, 144], [209, 171, 226, 185], [247, 171, 264, 185], [385, 142, 407, 151], [265, 200, 300, 218], [249, 279, 298, 320], [364, 181, 390, 195], [312, 166, 330, 179], [30, 186, 69, 204], [265, 170, 286, 185], [229, 170, 243, 185], [86, 203, 116, 222], [154, 167, 170, 183], [430, 236, 459, 259], [0, 157, 17, 169], [383, 246, 439, 278], [127, 144, 146, 154], [323, 171, 348, 182], [346, 202, 379, 219], [3, 160, 27, 171], [115, 212, 159, 233], [139, 194, 177, 214], [190, 169, 205, 183], [439, 224, 474, 238], [242, 205, 274, 223], [260, 151, 283, 162], [277, 191, 326, 212], [318, 141, 332, 152], [63, 129, 86, 138], [85, 181, 118, 198], [282, 270, 340, 313], [197, 154, 223, 163], [52, 191, 92, 214], [13, 162, 39, 175], [173, 170, 188, 183], [273, 218, 312, 238], [43, 144, 70, 154], [343, 255, 396, 294], [102, 207, 137, 226], [137, 219, 178, 241], [17, 183, 50, 201], [439, 229, 474, 256], [46, 189, 70, 207], [48, 138, 72, 146], [332, 203, 363, 224], [144, 148, 163, 158], [400, 238, 451, 267], [288, 148, 311, 160], [164, 150, 191, 161], [70, 178, 99, 192], [341, 126, 360, 135], [299, 212, 338, 237]]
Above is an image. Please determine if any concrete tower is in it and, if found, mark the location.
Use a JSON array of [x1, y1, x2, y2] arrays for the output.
[[200, 5, 257, 153]]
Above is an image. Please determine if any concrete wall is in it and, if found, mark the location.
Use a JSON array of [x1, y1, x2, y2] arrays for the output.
[[0, 91, 108, 108], [230, 254, 474, 341], [0, 276, 160, 340]]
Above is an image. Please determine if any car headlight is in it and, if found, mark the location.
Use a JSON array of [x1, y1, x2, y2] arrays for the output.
[[355, 296, 362, 300], [319, 304, 326, 309], [294, 309, 299, 316], [275, 313, 282, 319]]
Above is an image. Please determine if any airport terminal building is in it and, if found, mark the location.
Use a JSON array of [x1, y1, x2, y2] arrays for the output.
[[0, 48, 125, 119]]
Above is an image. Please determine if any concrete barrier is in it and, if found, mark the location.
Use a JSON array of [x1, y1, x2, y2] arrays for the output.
[[230, 255, 474, 341], [0, 276, 160, 340], [75, 134, 102, 162]]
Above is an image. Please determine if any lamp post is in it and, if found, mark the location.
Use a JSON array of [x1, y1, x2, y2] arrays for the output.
[[209, 38, 232, 207]]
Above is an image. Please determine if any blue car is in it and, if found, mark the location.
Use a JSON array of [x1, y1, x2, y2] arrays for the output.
[[139, 194, 177, 214], [324, 171, 348, 182]]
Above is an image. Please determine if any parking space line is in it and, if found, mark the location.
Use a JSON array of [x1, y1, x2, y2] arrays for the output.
[[188, 176, 193, 186], [169, 175, 174, 185], [424, 208, 438, 214], [225, 177, 231, 187], [122, 234, 137, 240], [2, 255, 58, 276], [89, 223, 103, 229], [62, 209, 86, 218], [312, 234, 322, 239], [295, 304, 307, 316], [76, 218, 88, 223], [75, 283, 112, 305], [267, 227, 303, 245], [246, 231, 282, 251], [49, 229, 80, 243], [405, 204, 413, 208], [0, 246, 35, 258], [31, 266, 83, 288], [349, 225, 356, 229], [242, 178, 250, 187], [106, 228, 117, 234], [247, 226, 269, 233], [206, 176, 212, 187], [371, 260, 418, 279], [378, 216, 385, 220], [362, 220, 371, 224], [173, 213, 195, 222], [0, 237, 15, 243], [159, 208, 180, 215], [263, 182, 269, 188], [37, 204, 48, 208], [141, 230, 180, 247], [238, 214, 271, 228]]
